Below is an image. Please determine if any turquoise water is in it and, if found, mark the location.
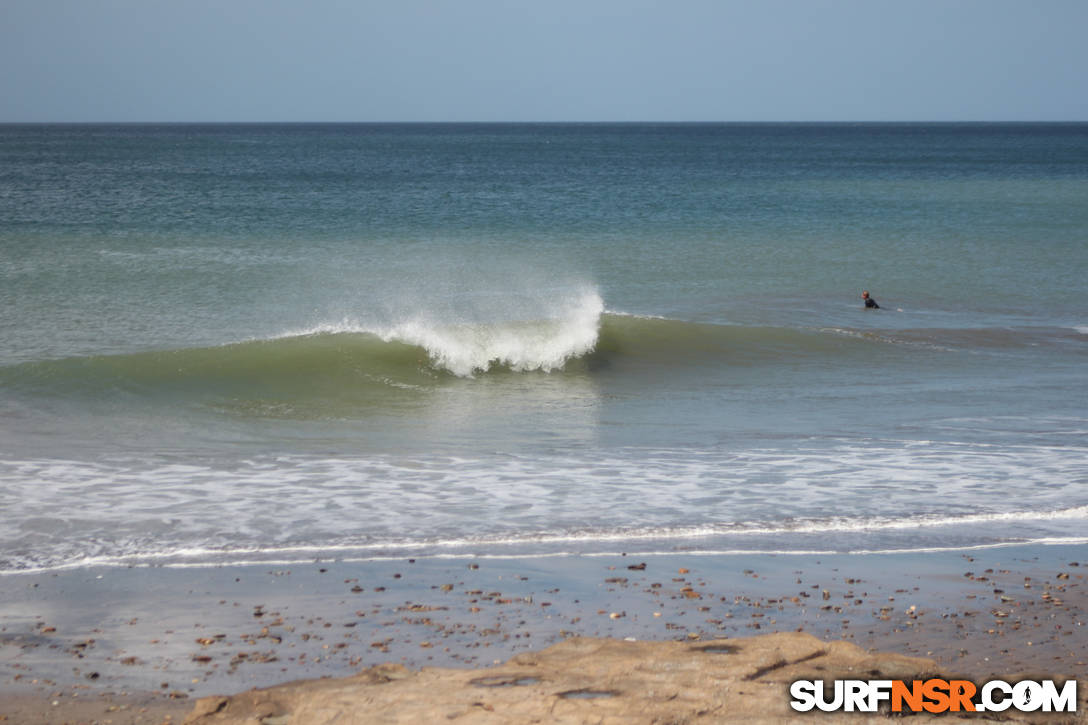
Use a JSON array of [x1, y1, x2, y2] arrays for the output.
[[1, 123, 1086, 572]]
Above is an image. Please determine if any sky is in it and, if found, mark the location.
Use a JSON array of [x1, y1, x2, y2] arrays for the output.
[[2, 0, 1087, 122]]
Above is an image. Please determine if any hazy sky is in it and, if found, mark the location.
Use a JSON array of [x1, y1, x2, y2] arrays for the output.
[[3, 0, 1087, 122]]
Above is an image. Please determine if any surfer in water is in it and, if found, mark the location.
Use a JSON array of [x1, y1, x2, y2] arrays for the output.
[[862, 290, 880, 309]]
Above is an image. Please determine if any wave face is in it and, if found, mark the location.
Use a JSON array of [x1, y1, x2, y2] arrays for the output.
[[0, 291, 601, 398], [5, 296, 1081, 408]]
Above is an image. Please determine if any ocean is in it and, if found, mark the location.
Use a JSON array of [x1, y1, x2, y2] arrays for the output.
[[1, 123, 1086, 575]]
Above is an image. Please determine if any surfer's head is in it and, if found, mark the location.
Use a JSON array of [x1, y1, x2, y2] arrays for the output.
[[861, 290, 870, 299]]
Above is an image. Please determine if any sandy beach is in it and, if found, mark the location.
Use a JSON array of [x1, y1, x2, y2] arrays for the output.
[[2, 543, 1085, 723]]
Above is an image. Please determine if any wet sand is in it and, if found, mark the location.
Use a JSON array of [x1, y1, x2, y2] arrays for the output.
[[1, 544, 1085, 723]]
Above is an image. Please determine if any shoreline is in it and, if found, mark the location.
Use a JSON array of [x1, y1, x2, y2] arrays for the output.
[[1, 544, 1085, 722]]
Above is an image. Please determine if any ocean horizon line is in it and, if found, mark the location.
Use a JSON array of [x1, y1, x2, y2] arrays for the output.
[[2, 119, 1087, 126]]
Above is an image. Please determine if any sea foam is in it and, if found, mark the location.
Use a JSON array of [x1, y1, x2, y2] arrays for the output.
[[376, 290, 603, 376], [274, 288, 604, 377]]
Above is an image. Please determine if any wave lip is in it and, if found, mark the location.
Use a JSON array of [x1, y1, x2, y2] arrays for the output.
[[373, 290, 604, 377], [267, 289, 605, 378]]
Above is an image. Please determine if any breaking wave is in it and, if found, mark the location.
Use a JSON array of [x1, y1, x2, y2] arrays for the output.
[[3, 290, 1082, 403]]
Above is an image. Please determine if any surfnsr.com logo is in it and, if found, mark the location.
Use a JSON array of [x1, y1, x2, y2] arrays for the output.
[[790, 678, 1077, 714]]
